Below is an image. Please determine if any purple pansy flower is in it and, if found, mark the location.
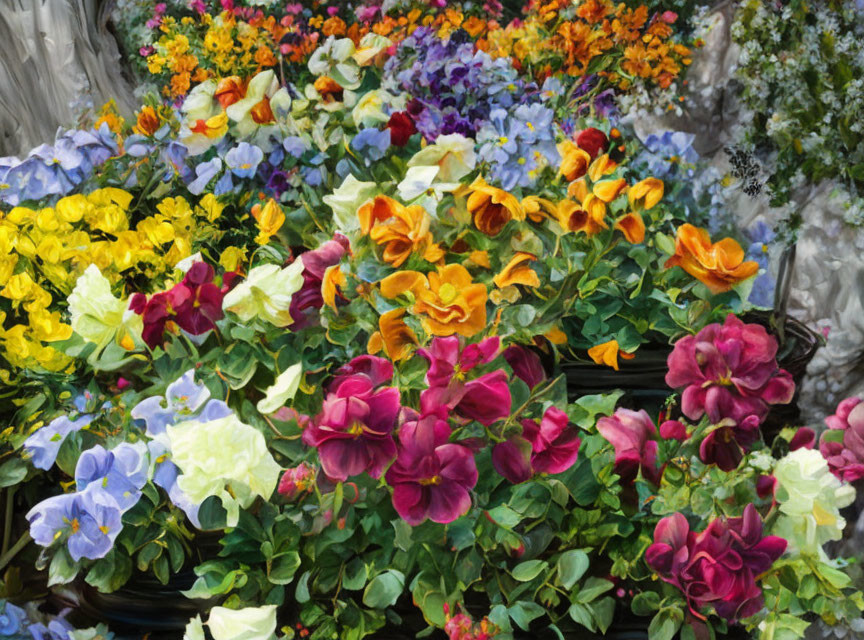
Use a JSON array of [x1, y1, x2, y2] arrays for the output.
[[75, 443, 149, 512], [24, 414, 94, 471], [492, 406, 581, 483], [131, 369, 231, 436], [225, 142, 264, 179]]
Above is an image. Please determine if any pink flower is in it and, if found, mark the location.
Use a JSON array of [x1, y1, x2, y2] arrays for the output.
[[659, 419, 687, 441], [645, 505, 786, 622], [303, 359, 400, 482], [278, 462, 316, 500], [385, 410, 478, 525], [665, 314, 795, 425], [503, 345, 546, 390], [492, 406, 581, 483], [819, 397, 864, 482], [789, 427, 815, 451], [188, 0, 206, 14], [596, 409, 661, 485], [418, 337, 511, 426], [329, 354, 393, 390]]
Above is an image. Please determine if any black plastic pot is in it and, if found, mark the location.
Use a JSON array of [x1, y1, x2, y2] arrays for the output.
[[57, 570, 217, 639], [557, 312, 821, 438]]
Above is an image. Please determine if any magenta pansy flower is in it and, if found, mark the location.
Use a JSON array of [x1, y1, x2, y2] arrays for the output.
[[665, 314, 795, 425], [492, 406, 581, 483], [819, 397, 864, 482], [503, 345, 546, 390], [303, 356, 400, 482], [386, 410, 478, 525], [645, 504, 786, 622], [596, 408, 661, 485], [418, 336, 511, 426], [329, 354, 394, 390], [698, 415, 761, 472]]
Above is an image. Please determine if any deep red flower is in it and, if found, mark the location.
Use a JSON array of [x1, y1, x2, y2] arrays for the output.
[[385, 409, 478, 525], [503, 345, 546, 390], [576, 127, 609, 159], [645, 505, 786, 622], [387, 111, 417, 147], [289, 234, 350, 330]]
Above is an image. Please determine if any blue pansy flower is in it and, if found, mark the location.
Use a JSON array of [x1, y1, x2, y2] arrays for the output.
[[24, 414, 94, 471], [283, 136, 308, 159], [0, 600, 26, 635], [131, 369, 231, 436], [148, 440, 201, 528], [26, 485, 122, 561], [225, 142, 264, 179], [746, 221, 777, 308], [75, 443, 149, 512], [350, 127, 391, 165], [188, 157, 223, 195]]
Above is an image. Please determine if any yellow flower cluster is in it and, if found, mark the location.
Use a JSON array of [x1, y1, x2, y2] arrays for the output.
[[0, 190, 225, 375], [147, 12, 280, 99]]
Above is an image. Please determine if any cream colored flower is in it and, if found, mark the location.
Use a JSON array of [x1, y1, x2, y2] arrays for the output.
[[257, 363, 303, 414], [773, 448, 856, 558], [323, 174, 379, 232], [167, 414, 281, 527], [222, 261, 305, 328], [68, 264, 141, 352], [407, 133, 476, 182], [208, 606, 277, 640]]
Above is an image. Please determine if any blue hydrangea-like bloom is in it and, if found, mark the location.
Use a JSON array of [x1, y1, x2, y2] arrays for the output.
[[225, 142, 264, 179], [27, 485, 123, 561], [24, 414, 94, 471], [351, 127, 391, 165], [131, 369, 231, 436], [188, 157, 223, 195], [746, 221, 777, 308], [75, 443, 149, 512], [639, 131, 699, 179]]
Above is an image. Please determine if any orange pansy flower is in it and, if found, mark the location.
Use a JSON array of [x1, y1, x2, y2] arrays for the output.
[[251, 198, 284, 245], [614, 212, 645, 244], [380, 264, 487, 337], [588, 339, 622, 371], [466, 178, 524, 237], [214, 76, 246, 109], [493, 253, 541, 289], [358, 195, 442, 267], [377, 308, 418, 361], [629, 177, 664, 210], [133, 106, 161, 136], [557, 199, 607, 236], [558, 141, 592, 182], [665, 224, 759, 294]]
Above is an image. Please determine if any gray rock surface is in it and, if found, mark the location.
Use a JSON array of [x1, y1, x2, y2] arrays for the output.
[[0, 0, 135, 156]]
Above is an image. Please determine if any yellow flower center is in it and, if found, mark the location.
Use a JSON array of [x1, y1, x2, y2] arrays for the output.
[[99, 525, 110, 534], [348, 421, 365, 437], [70, 518, 80, 534], [419, 475, 441, 486], [813, 502, 836, 527], [526, 121, 534, 131], [438, 283, 458, 305], [498, 136, 509, 146]]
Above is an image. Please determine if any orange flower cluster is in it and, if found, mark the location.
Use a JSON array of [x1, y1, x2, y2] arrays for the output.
[[479, 0, 693, 91]]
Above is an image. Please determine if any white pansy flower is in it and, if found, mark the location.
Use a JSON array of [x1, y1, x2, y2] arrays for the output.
[[68, 264, 141, 352], [222, 261, 305, 328], [167, 414, 281, 527], [773, 448, 856, 559], [323, 174, 379, 232], [208, 605, 277, 640], [407, 133, 476, 182], [257, 363, 303, 415], [397, 165, 461, 202]]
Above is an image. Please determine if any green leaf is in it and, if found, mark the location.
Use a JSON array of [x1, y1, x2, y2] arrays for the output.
[[508, 601, 546, 631], [342, 558, 367, 591], [575, 577, 614, 603], [568, 602, 596, 632], [48, 548, 78, 586], [269, 551, 301, 585], [0, 459, 27, 487], [631, 591, 661, 616], [648, 607, 683, 640], [296, 571, 311, 603], [362, 570, 405, 609], [486, 505, 521, 528], [512, 560, 548, 582], [197, 495, 228, 530], [557, 550, 589, 590], [592, 597, 616, 634], [86, 549, 132, 593]]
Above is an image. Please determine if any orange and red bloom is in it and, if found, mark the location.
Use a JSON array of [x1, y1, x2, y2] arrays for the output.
[[665, 224, 759, 294]]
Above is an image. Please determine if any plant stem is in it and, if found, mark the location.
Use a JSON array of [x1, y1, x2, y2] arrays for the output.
[[0, 531, 31, 573], [2, 485, 16, 555]]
